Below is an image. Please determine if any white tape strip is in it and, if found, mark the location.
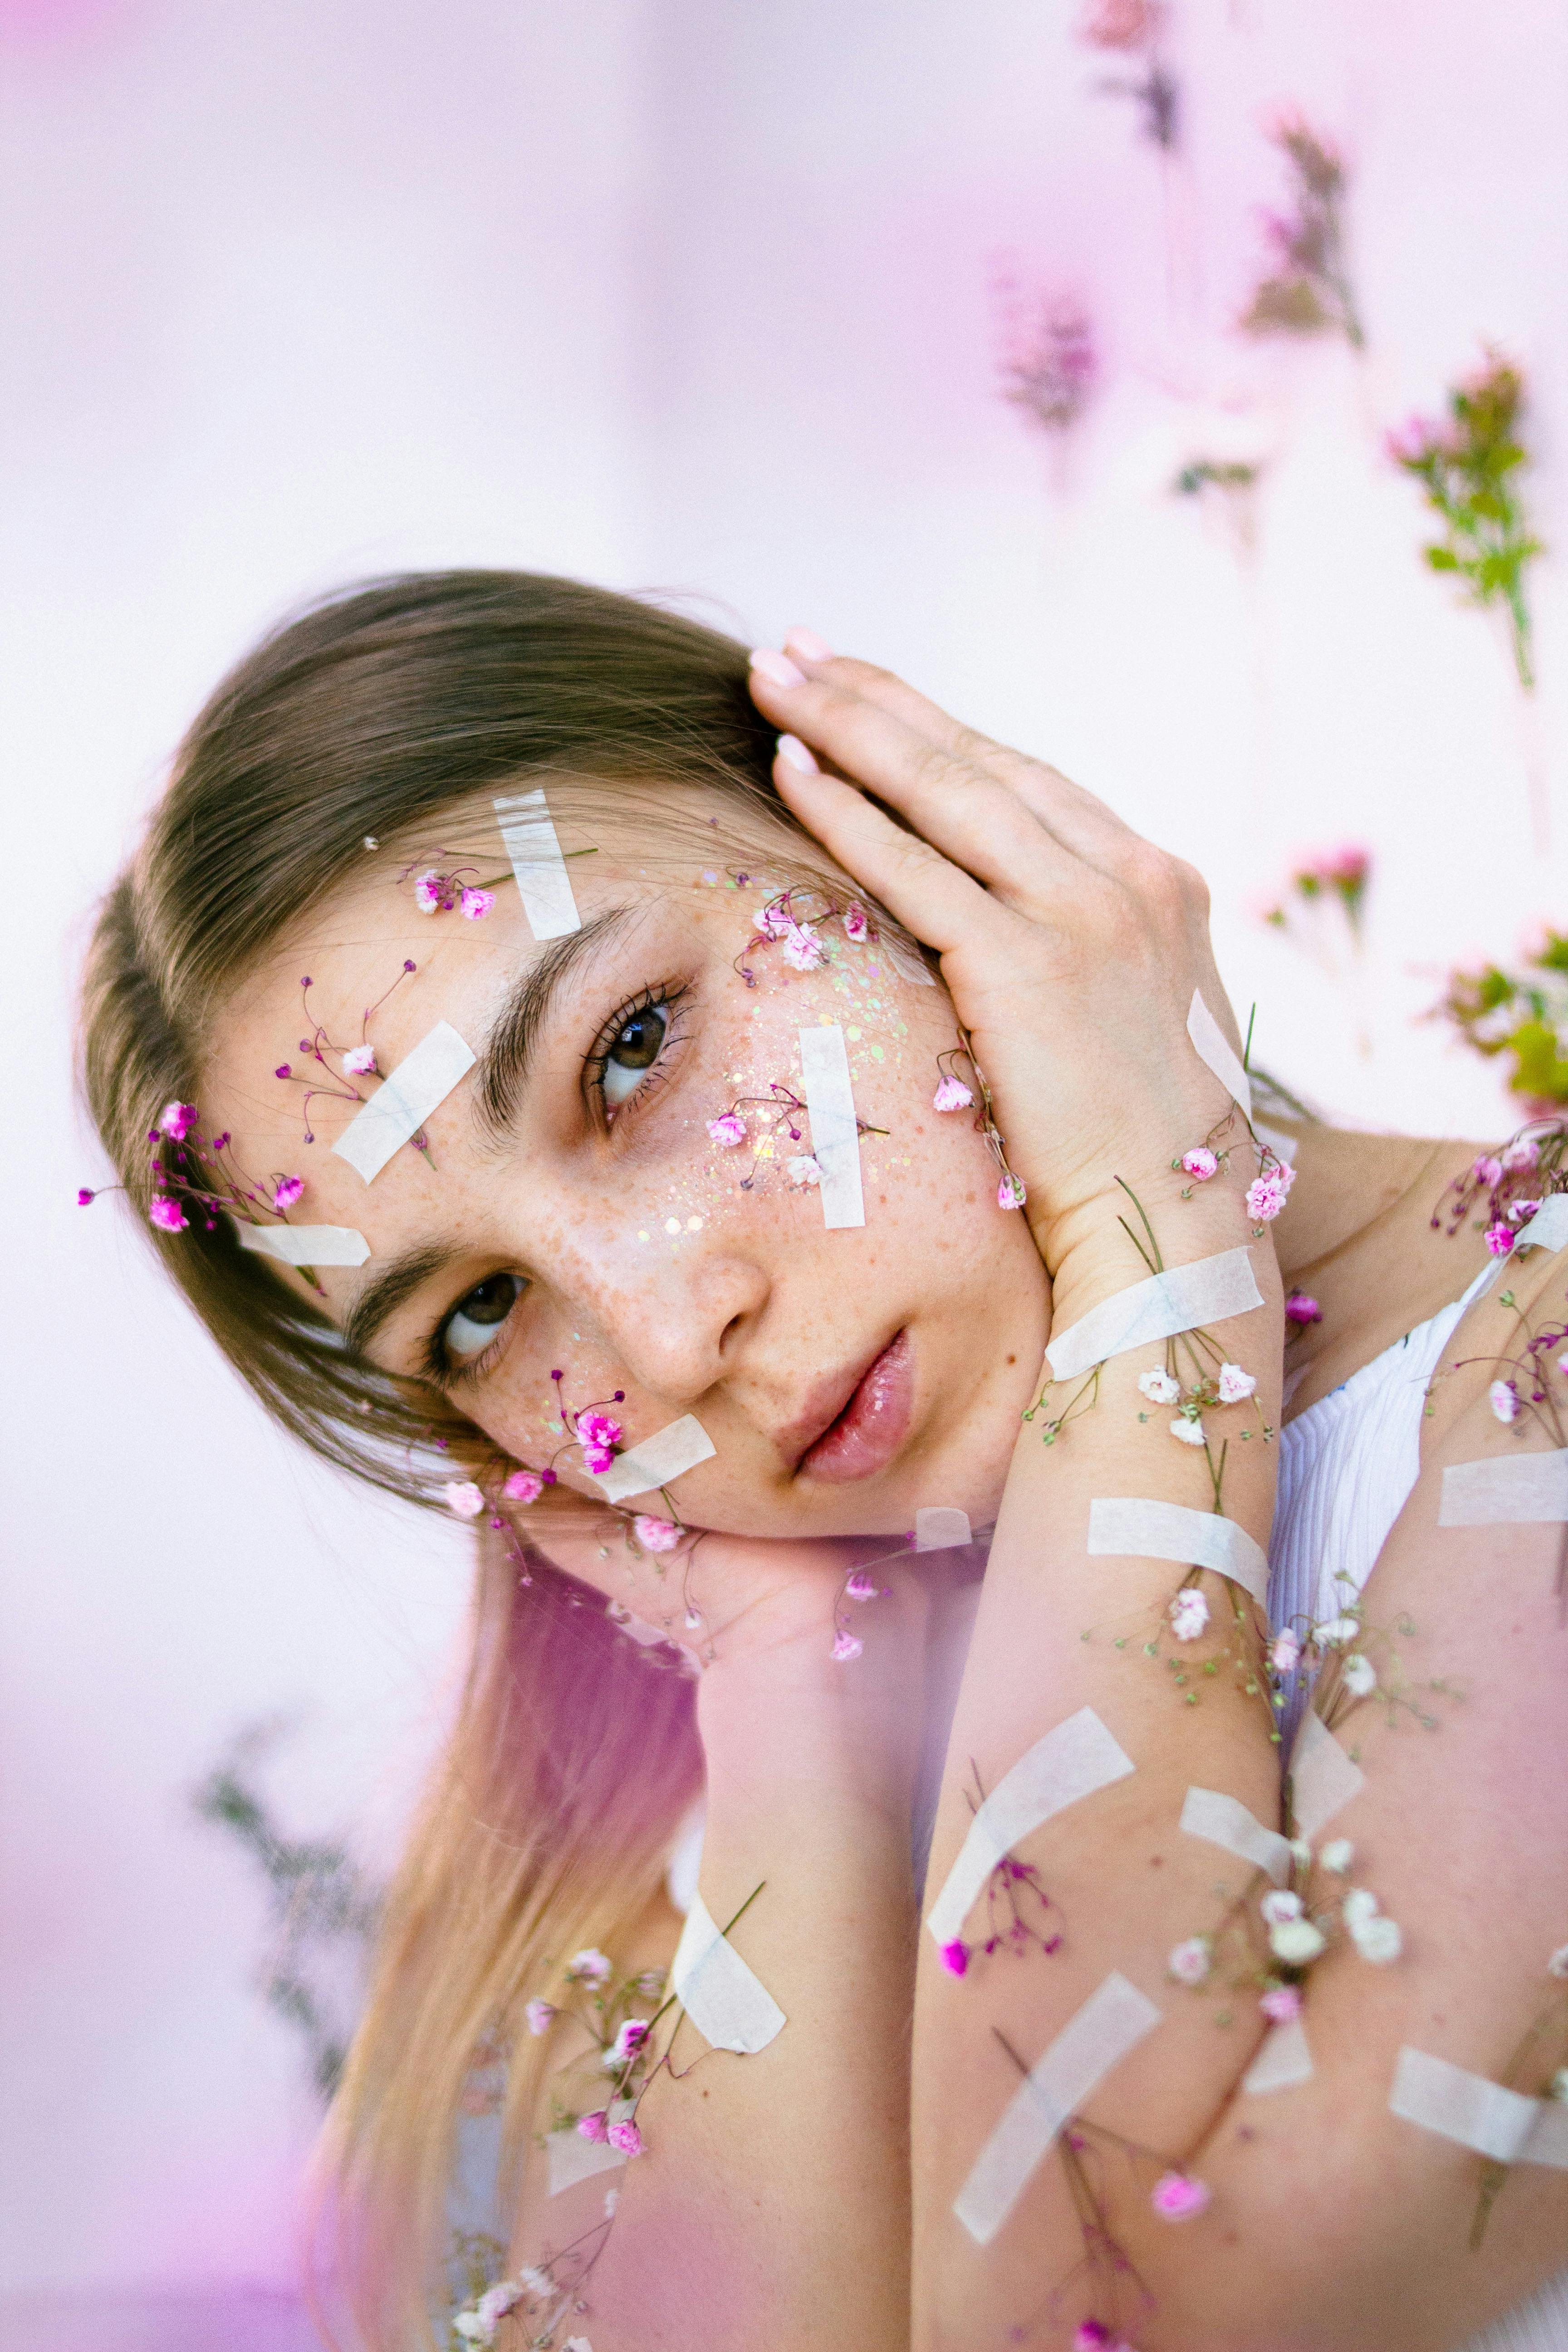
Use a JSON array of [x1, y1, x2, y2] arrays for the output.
[[1187, 990, 1253, 1123], [1289, 1713, 1366, 1844], [545, 2100, 634, 2197], [1045, 1248, 1263, 1382], [671, 1893, 786, 2055], [235, 1221, 370, 1268], [798, 1024, 866, 1230], [916, 1507, 973, 1551], [1390, 2048, 1544, 2166], [595, 1414, 715, 1503], [494, 788, 581, 941], [1515, 1194, 1568, 1258], [1087, 1498, 1269, 1608], [1243, 2016, 1313, 2096], [1179, 1786, 1292, 1886], [926, 1707, 1135, 1950], [1440, 1449, 1568, 1527], [330, 1022, 476, 1185], [953, 1972, 1162, 2246]]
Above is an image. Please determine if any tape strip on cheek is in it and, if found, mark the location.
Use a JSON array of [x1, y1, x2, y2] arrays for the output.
[[953, 1972, 1162, 2246], [594, 1414, 716, 1503], [330, 1022, 477, 1185], [799, 1023, 866, 1230], [916, 1507, 973, 1550], [1187, 990, 1253, 1123], [1243, 2015, 1314, 2095], [1179, 1786, 1292, 1886], [1388, 2048, 1557, 2166], [1045, 1248, 1263, 1382], [545, 2099, 635, 2196], [1288, 1712, 1366, 1843], [494, 788, 581, 941], [1439, 1448, 1568, 1526], [925, 1706, 1135, 1950], [671, 1892, 786, 2055], [235, 1222, 371, 1268], [1087, 1497, 1269, 1608]]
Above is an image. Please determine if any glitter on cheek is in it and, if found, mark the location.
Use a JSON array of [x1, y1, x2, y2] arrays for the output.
[[664, 1217, 681, 1235], [686, 1215, 703, 1231]]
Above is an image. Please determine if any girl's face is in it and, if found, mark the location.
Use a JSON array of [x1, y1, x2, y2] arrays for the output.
[[202, 806, 1049, 1537]]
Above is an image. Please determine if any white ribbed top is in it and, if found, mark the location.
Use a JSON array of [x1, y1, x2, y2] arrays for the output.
[[1273, 1269, 1568, 2352]]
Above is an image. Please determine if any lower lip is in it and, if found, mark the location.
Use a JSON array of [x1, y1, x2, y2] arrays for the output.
[[798, 1330, 914, 1484]]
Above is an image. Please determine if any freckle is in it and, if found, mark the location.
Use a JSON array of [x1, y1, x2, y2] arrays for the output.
[[665, 1218, 681, 1235], [1149, 1853, 1164, 1867], [1006, 1354, 1016, 1365], [965, 1192, 975, 1205]]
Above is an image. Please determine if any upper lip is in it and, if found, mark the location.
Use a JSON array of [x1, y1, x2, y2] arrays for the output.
[[774, 1333, 901, 1473]]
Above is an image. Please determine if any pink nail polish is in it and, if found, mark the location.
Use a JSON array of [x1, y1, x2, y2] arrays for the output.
[[784, 627, 834, 662], [749, 647, 806, 689], [776, 734, 819, 775]]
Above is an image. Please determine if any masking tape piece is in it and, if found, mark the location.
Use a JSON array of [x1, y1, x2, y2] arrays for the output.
[[1179, 1786, 1292, 1886], [881, 933, 937, 986], [494, 788, 581, 941], [798, 1023, 866, 1230], [1515, 1194, 1568, 1258], [329, 1022, 476, 1185], [1440, 1449, 1568, 1527], [953, 1972, 1162, 2246], [1087, 1497, 1269, 1608], [671, 1892, 786, 2056], [916, 1507, 974, 1551], [1289, 1713, 1366, 1844], [1243, 2017, 1314, 2095], [546, 2100, 634, 2196], [595, 1414, 715, 1504], [1525, 2101, 1568, 2169], [1187, 990, 1253, 1123], [1390, 2048, 1544, 2166], [1045, 1248, 1263, 1382], [926, 1707, 1135, 1950], [236, 1221, 370, 1268]]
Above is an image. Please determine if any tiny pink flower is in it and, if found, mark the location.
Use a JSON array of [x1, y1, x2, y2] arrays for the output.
[[503, 1469, 544, 1504], [460, 887, 495, 921], [1270, 1628, 1301, 1674], [576, 2109, 609, 2143], [413, 872, 444, 913], [1503, 1137, 1541, 1171], [578, 1410, 623, 1455], [1216, 1362, 1256, 1404], [273, 1175, 305, 1211], [1245, 1172, 1289, 1222], [1073, 2326, 1112, 2352], [342, 1043, 377, 1075], [932, 1074, 975, 1113], [1485, 1222, 1515, 1257], [781, 921, 825, 970], [845, 1568, 883, 1601], [939, 1939, 970, 1978], [77, 1187, 95, 1205], [606, 2118, 644, 2156], [524, 1998, 556, 2035], [1181, 1147, 1219, 1181], [1259, 1983, 1302, 2024], [842, 903, 871, 943], [1151, 2171, 1211, 2220], [997, 1171, 1028, 1210], [1169, 1586, 1209, 1642], [755, 901, 790, 939], [1285, 1291, 1322, 1326], [832, 1627, 864, 1661], [583, 1446, 616, 1476], [1167, 1936, 1211, 1986], [1490, 1378, 1521, 1424], [787, 1154, 822, 1188], [707, 1112, 747, 1147], [1473, 1154, 1504, 1187], [1508, 1198, 1542, 1225], [157, 1101, 198, 1140], [568, 1948, 613, 1986], [1260, 1889, 1302, 1927], [148, 1195, 188, 1232], [634, 1514, 681, 1553], [608, 2019, 649, 2064], [444, 1480, 486, 1519]]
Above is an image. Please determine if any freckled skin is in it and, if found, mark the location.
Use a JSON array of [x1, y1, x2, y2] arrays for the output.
[[203, 815, 1049, 1543]]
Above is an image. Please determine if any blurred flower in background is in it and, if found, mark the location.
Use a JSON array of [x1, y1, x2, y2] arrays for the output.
[[1240, 115, 1364, 348], [1078, 0, 1178, 151], [1439, 926, 1568, 1108]]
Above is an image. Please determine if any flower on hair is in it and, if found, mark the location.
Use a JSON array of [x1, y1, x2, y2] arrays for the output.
[[413, 873, 445, 913], [524, 1998, 556, 2035], [1320, 1838, 1354, 1874], [1151, 2171, 1211, 2220], [158, 1101, 198, 1140], [1167, 1936, 1212, 1986], [503, 1468, 546, 1504], [754, 900, 791, 939], [1216, 1362, 1256, 1403], [342, 1043, 377, 1076], [149, 1194, 188, 1232], [708, 1112, 748, 1147], [1181, 1147, 1219, 1181], [997, 1171, 1028, 1210], [939, 1939, 969, 1978], [933, 1073, 975, 1112], [1342, 1653, 1377, 1698], [1285, 1290, 1323, 1327], [1270, 1629, 1301, 1674], [1169, 1586, 1209, 1641], [787, 1154, 822, 1189], [607, 2117, 644, 2156], [1138, 1367, 1180, 1404], [1259, 1982, 1302, 2024], [1490, 1377, 1521, 1423], [1245, 1167, 1293, 1222], [576, 2108, 610, 2143], [843, 903, 871, 944], [1170, 1415, 1208, 1448], [634, 1514, 681, 1553], [273, 1175, 305, 1211], [781, 921, 825, 971], [77, 1187, 96, 1205], [461, 887, 495, 921], [567, 1948, 613, 1987], [444, 1480, 486, 1519]]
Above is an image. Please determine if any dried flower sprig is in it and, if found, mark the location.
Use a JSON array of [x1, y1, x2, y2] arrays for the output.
[[274, 960, 426, 1152], [706, 1078, 887, 1197], [734, 886, 871, 988], [1388, 353, 1541, 692], [1261, 843, 1370, 959], [80, 1097, 323, 1276], [1438, 937, 1568, 1109], [938, 1762, 1064, 1981], [1240, 116, 1363, 348], [995, 279, 1099, 437], [1468, 1952, 1568, 2249], [1078, 0, 1177, 150], [933, 1039, 1027, 1210]]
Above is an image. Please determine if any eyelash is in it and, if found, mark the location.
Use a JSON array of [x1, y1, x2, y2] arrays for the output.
[[426, 978, 695, 1387]]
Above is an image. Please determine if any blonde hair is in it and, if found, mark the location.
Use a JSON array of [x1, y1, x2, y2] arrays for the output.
[[78, 573, 878, 2344]]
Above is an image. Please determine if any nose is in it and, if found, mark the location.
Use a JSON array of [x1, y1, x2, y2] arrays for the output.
[[568, 1231, 772, 1406]]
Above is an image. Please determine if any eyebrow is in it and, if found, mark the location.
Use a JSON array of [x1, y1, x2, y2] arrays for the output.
[[338, 905, 636, 1363]]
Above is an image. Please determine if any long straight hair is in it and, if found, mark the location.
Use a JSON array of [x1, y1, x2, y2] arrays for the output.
[[78, 572, 861, 2345]]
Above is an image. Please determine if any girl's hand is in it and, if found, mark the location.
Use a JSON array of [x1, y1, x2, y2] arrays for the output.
[[748, 638, 1254, 1300]]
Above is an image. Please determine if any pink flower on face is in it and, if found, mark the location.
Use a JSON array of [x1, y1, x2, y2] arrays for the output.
[[1259, 1983, 1302, 2024], [1490, 1378, 1521, 1424], [524, 1998, 556, 2036], [1485, 1222, 1515, 1257], [845, 1568, 883, 1601], [939, 1939, 970, 1978], [1151, 2171, 1211, 2221], [503, 1469, 544, 1504], [577, 1410, 623, 1456], [1216, 1362, 1256, 1403], [781, 921, 825, 971], [1473, 1155, 1504, 1187], [148, 1195, 187, 1232], [634, 1514, 681, 1553], [1503, 1138, 1541, 1172], [1181, 1147, 1219, 1181], [932, 1074, 975, 1113], [842, 904, 871, 943], [606, 2118, 644, 2156], [460, 887, 495, 921], [1169, 1587, 1209, 1642], [576, 2110, 609, 2143], [273, 1175, 305, 1211], [755, 901, 791, 939], [609, 2019, 649, 2065], [708, 1112, 747, 1148], [1270, 1629, 1301, 1674], [1245, 1171, 1290, 1222], [832, 1627, 864, 1661], [997, 1171, 1028, 1210], [157, 1101, 198, 1140], [342, 1043, 377, 1075], [444, 1480, 486, 1519], [1285, 1291, 1322, 1327], [413, 873, 444, 913]]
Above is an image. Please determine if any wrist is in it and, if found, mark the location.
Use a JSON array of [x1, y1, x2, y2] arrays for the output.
[[1043, 1170, 1270, 1339]]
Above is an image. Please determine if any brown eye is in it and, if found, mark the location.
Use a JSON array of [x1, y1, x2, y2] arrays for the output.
[[603, 1004, 669, 1106], [444, 1272, 524, 1360]]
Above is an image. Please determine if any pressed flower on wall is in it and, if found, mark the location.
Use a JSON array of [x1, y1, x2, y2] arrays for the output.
[[1436, 937, 1568, 1110], [1078, 0, 1178, 150], [994, 273, 1098, 439], [1240, 116, 1364, 348]]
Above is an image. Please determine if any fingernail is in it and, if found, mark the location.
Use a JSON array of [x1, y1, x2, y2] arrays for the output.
[[749, 647, 806, 689], [784, 627, 834, 662], [776, 733, 819, 775]]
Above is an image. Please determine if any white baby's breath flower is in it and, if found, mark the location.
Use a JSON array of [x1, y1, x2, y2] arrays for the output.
[[1269, 1917, 1328, 1965], [1320, 1838, 1354, 1875], [1342, 1654, 1377, 1697], [518, 2265, 552, 2298], [1341, 1887, 1380, 1932], [1260, 1889, 1302, 1927], [1167, 1936, 1212, 1986], [1314, 1615, 1359, 1649], [1170, 1416, 1208, 1447], [786, 1154, 822, 1189], [604, 2187, 620, 2217], [1138, 1367, 1181, 1404], [1289, 1838, 1313, 1870], [1168, 1586, 1210, 1641], [1216, 1362, 1257, 1403], [1352, 1914, 1403, 1965]]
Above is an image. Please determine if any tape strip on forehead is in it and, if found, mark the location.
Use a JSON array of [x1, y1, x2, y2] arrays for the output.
[[236, 1221, 371, 1267], [494, 788, 581, 941], [330, 1021, 476, 1185]]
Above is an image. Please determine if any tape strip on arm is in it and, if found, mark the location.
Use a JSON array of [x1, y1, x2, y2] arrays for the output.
[[1186, 990, 1253, 1122], [1178, 1786, 1292, 1886], [671, 1893, 786, 2055], [1045, 1250, 1263, 1382], [1087, 1497, 1269, 1607]]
